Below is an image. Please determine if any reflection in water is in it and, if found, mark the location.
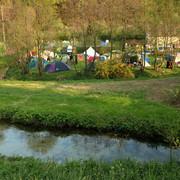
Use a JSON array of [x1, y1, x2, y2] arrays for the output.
[[0, 131, 4, 145], [26, 132, 57, 155], [0, 123, 179, 164], [70, 135, 126, 162], [71, 135, 123, 154], [0, 123, 9, 145]]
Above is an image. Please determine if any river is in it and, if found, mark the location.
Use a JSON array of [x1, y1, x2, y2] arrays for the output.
[[0, 122, 179, 164]]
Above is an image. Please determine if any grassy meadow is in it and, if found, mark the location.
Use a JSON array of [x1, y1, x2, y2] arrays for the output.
[[0, 76, 179, 142]]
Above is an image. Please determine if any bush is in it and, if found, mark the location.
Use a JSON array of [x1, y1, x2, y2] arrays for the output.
[[95, 58, 135, 79], [164, 89, 180, 107]]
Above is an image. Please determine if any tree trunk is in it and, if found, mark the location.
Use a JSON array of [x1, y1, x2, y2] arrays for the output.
[[1, 6, 6, 52], [37, 40, 43, 76], [24, 8, 32, 76], [154, 37, 158, 71], [154, 49, 158, 71], [122, 20, 127, 63], [83, 28, 88, 74], [110, 28, 113, 59], [87, 34, 97, 73], [20, 54, 25, 75], [140, 46, 143, 72], [143, 44, 146, 71], [159, 38, 167, 68], [26, 50, 32, 76]]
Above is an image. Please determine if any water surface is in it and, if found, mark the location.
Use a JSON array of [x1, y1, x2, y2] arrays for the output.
[[0, 123, 179, 163]]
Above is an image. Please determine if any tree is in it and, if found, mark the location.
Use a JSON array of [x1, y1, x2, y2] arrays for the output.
[[5, 0, 35, 74], [146, 0, 179, 70], [56, 0, 103, 74], [158, 0, 179, 68], [31, 0, 56, 76], [4, 0, 56, 76], [144, 0, 161, 70], [102, 0, 121, 59], [135, 0, 148, 71], [0, 0, 13, 52], [0, 6, 6, 51]]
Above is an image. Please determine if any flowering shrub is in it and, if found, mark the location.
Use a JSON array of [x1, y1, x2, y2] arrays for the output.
[[95, 58, 135, 79]]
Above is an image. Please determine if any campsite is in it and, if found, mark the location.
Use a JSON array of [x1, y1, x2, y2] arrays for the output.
[[0, 0, 180, 179], [0, 44, 180, 179]]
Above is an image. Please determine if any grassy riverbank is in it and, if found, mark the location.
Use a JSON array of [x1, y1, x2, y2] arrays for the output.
[[0, 155, 179, 179], [0, 77, 179, 143]]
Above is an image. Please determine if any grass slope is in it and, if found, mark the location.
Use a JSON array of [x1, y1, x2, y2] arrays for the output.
[[0, 77, 179, 142]]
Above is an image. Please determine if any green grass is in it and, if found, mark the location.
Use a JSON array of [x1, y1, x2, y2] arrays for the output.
[[0, 79, 179, 143], [0, 155, 179, 180], [131, 65, 180, 79]]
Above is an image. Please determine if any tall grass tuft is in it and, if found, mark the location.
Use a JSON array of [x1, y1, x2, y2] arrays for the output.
[[0, 155, 179, 179]]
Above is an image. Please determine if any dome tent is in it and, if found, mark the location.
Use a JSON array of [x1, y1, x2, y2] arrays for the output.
[[33, 62, 48, 70], [83, 47, 100, 57], [43, 61, 72, 73], [61, 54, 70, 63]]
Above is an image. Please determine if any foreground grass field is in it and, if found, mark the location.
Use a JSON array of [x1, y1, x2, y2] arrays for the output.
[[0, 155, 179, 180], [0, 77, 179, 143]]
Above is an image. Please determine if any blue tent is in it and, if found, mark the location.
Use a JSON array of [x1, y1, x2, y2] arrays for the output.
[[29, 59, 48, 68], [142, 54, 150, 62], [29, 60, 38, 67]]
